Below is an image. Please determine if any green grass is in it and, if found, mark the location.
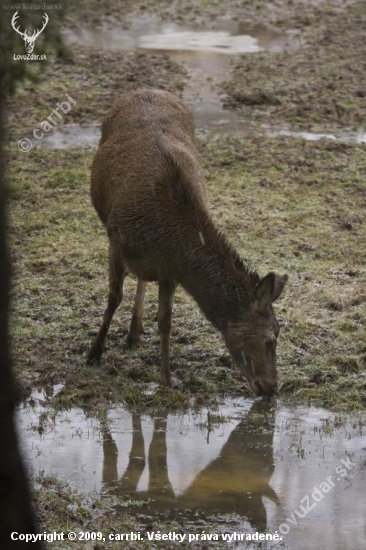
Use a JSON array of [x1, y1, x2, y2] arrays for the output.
[[7, 134, 366, 411], [201, 135, 366, 408]]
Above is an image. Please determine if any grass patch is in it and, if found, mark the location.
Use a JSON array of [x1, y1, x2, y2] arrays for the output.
[[32, 475, 245, 550], [7, 133, 366, 410]]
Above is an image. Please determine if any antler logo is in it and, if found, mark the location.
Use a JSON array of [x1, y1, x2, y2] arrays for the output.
[[11, 10, 49, 54]]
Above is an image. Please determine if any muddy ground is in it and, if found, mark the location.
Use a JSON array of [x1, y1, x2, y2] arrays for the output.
[[222, 0, 366, 128], [7, 49, 186, 141], [7, 0, 366, 411], [5, 0, 366, 546], [8, 136, 366, 412]]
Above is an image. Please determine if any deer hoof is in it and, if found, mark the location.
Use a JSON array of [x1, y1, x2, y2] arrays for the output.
[[86, 347, 103, 366], [126, 332, 141, 349]]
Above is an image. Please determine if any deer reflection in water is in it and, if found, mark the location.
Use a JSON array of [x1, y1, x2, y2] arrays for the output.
[[101, 402, 279, 531]]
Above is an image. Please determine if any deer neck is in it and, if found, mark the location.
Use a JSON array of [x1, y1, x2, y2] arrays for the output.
[[176, 217, 257, 332]]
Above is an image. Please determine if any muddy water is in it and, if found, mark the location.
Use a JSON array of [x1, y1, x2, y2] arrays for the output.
[[18, 392, 366, 549]]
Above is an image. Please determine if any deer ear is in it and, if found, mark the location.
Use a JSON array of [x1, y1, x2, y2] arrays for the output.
[[253, 272, 276, 312], [272, 274, 288, 302]]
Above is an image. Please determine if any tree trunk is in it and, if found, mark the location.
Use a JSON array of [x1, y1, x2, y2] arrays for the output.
[[0, 75, 43, 550]]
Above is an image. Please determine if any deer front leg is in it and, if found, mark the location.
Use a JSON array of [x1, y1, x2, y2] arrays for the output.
[[157, 280, 176, 386], [87, 244, 126, 364], [126, 279, 146, 349]]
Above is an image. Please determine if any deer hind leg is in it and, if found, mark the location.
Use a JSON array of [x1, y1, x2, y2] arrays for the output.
[[87, 243, 126, 365], [118, 414, 146, 493], [126, 279, 146, 349], [158, 280, 176, 386], [148, 415, 174, 496]]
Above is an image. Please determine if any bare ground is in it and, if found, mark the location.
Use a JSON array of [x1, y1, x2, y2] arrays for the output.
[[222, 0, 366, 128]]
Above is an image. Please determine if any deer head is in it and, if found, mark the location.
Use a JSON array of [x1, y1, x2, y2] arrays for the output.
[[223, 272, 288, 397], [12, 10, 49, 54]]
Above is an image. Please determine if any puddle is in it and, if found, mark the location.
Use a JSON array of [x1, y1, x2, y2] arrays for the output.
[[27, 122, 366, 151], [27, 124, 101, 149], [266, 127, 366, 144], [30, 124, 101, 150], [17, 392, 366, 549], [61, 18, 295, 55], [140, 31, 260, 54]]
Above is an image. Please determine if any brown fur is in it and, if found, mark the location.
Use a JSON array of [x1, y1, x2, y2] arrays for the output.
[[88, 88, 287, 397]]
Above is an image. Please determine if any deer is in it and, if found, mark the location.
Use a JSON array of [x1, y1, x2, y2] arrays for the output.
[[87, 88, 287, 397], [11, 10, 49, 54]]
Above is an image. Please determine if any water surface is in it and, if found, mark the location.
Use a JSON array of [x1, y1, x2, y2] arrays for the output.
[[18, 392, 366, 549]]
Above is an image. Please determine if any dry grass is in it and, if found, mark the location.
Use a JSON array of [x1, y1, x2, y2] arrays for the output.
[[222, 1, 366, 128], [7, 134, 366, 410], [6, 0, 366, 411]]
